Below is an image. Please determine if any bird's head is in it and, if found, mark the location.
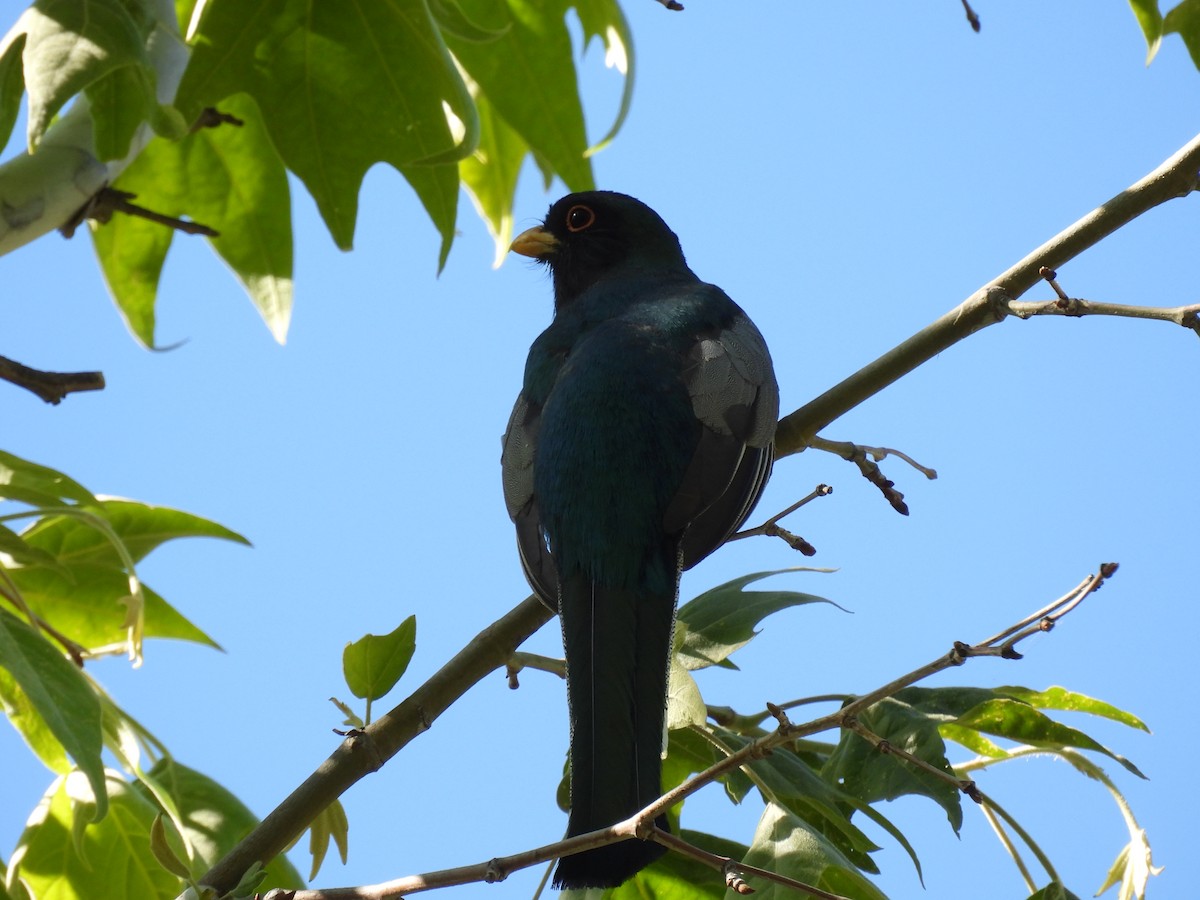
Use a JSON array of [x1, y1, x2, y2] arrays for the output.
[[511, 191, 689, 309]]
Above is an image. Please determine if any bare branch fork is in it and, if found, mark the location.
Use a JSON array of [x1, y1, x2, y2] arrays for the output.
[[253, 564, 1116, 900], [730, 483, 833, 555], [0, 354, 105, 404], [775, 132, 1200, 458], [196, 133, 1200, 898], [60, 186, 220, 239]]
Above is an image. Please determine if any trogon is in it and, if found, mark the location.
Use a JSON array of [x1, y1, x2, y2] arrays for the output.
[[501, 191, 779, 889]]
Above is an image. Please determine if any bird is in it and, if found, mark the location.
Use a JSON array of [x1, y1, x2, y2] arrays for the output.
[[501, 191, 779, 889]]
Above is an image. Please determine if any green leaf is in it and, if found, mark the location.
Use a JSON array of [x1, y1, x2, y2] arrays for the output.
[[1164, 0, 1200, 69], [10, 773, 178, 899], [708, 726, 881, 875], [611, 829, 747, 899], [0, 660, 71, 775], [1129, 0, 1165, 63], [0, 450, 95, 506], [430, 0, 511, 42], [574, 0, 636, 155], [937, 721, 1010, 758], [399, 161, 460, 274], [0, 33, 26, 152], [1027, 883, 1083, 900], [149, 814, 192, 880], [21, 498, 249, 566], [663, 727, 754, 806], [0, 610, 107, 820], [329, 696, 364, 730], [446, 0, 593, 194], [460, 88, 528, 266], [676, 569, 843, 671], [954, 698, 1146, 778], [995, 685, 1150, 732], [307, 800, 349, 881], [823, 696, 963, 834], [188, 93, 294, 342], [343, 615, 417, 702], [176, 0, 476, 250], [86, 60, 156, 160], [7, 565, 220, 651], [738, 803, 886, 900], [20, 0, 153, 149], [0, 523, 61, 569], [1095, 830, 1161, 900], [666, 654, 706, 731], [92, 94, 295, 345], [140, 759, 304, 891]]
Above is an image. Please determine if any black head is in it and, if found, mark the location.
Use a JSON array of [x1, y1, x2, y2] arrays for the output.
[[511, 191, 690, 308]]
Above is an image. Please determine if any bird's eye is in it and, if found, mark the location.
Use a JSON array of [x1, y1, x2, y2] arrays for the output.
[[565, 204, 595, 233]]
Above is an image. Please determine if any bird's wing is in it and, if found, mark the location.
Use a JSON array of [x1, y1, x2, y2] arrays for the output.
[[501, 393, 559, 609], [666, 311, 780, 566]]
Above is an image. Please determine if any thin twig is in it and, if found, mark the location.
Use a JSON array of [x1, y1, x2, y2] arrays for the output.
[[61, 187, 219, 239], [843, 716, 982, 802], [641, 564, 1115, 827], [807, 437, 913, 515], [505, 651, 566, 688], [961, 0, 981, 32], [0, 354, 104, 404], [190, 106, 245, 132], [1007, 295, 1200, 338], [238, 566, 1112, 900], [729, 484, 831, 554], [652, 828, 852, 900], [775, 132, 1200, 456]]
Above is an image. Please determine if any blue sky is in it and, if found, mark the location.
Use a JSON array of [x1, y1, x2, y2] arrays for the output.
[[2, 3, 1198, 899]]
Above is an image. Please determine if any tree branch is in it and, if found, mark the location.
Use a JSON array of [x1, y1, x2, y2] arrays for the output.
[[188, 129, 1200, 900], [775, 132, 1200, 457], [196, 596, 554, 896], [0, 354, 105, 403], [247, 564, 1113, 900]]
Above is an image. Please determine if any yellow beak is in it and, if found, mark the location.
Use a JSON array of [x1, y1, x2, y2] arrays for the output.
[[510, 225, 559, 259]]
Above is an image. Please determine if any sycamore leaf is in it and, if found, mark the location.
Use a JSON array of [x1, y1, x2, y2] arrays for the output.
[[1128, 0, 1165, 63], [995, 685, 1149, 733], [176, 0, 476, 250], [0, 450, 95, 507], [140, 759, 303, 890], [666, 655, 706, 731], [0, 611, 107, 820], [342, 616, 417, 702], [610, 830, 748, 899], [739, 803, 886, 900], [954, 699, 1146, 779], [677, 568, 843, 671], [91, 93, 294, 345], [461, 87, 528, 266], [1164, 0, 1200, 69], [20, 0, 155, 149], [306, 800, 349, 881], [1026, 884, 1083, 900], [823, 696, 963, 834], [11, 773, 175, 898], [0, 32, 26, 151], [20, 498, 249, 567], [6, 565, 219, 651], [575, 0, 636, 155], [1095, 830, 1161, 900], [445, 0, 592, 194]]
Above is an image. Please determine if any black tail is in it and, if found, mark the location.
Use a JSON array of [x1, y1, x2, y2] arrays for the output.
[[552, 568, 675, 889]]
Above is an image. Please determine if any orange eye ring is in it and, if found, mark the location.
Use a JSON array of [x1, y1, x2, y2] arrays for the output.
[[565, 204, 596, 233]]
